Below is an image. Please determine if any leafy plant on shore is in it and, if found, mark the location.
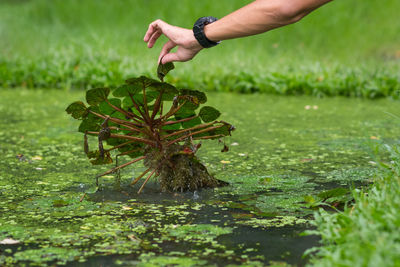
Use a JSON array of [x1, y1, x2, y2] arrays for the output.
[[66, 63, 234, 193], [306, 142, 400, 267]]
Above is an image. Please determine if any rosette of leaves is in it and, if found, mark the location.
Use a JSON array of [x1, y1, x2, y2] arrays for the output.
[[66, 63, 234, 193]]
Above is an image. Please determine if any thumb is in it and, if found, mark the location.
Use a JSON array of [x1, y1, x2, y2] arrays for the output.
[[161, 53, 180, 64]]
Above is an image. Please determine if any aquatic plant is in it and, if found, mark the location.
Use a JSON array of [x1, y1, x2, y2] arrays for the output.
[[66, 63, 234, 193]]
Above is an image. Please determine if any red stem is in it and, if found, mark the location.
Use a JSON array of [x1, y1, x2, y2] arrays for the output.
[[106, 141, 136, 152], [117, 148, 142, 157], [137, 168, 157, 194], [162, 115, 198, 126], [87, 131, 156, 147], [142, 83, 150, 121], [193, 134, 225, 140], [96, 156, 146, 178], [158, 100, 187, 122], [89, 110, 142, 131], [130, 168, 151, 186], [166, 124, 226, 146], [151, 91, 164, 120], [105, 98, 142, 123], [129, 92, 151, 124], [162, 122, 214, 140]]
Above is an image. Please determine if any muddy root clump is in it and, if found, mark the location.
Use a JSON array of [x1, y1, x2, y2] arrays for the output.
[[144, 144, 228, 192]]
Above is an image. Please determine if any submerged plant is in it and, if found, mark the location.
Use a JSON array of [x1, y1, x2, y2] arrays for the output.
[[66, 63, 234, 193]]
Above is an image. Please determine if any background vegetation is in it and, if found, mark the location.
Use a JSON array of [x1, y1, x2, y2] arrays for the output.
[[308, 142, 400, 267], [1, 0, 399, 97]]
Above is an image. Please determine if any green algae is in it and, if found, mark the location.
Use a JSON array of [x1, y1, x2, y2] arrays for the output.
[[162, 224, 233, 243], [236, 216, 309, 229], [0, 90, 399, 266], [137, 254, 207, 267]]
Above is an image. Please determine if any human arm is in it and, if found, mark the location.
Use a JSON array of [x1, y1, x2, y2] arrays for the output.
[[143, 0, 332, 64]]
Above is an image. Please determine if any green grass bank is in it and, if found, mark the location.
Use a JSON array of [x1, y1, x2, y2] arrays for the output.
[[1, 0, 399, 97], [307, 142, 400, 267]]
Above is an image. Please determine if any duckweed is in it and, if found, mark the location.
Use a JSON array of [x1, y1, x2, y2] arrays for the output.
[[1, 90, 399, 266]]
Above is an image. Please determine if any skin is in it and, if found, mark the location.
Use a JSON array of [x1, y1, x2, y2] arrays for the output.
[[143, 0, 332, 64]]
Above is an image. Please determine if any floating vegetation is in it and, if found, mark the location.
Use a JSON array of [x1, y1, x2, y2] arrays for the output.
[[237, 216, 309, 228], [1, 89, 399, 266]]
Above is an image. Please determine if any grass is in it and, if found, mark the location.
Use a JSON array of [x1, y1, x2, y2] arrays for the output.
[[0, 0, 399, 97], [307, 142, 400, 267]]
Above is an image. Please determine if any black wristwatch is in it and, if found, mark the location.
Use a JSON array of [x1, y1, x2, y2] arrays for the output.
[[193, 16, 220, 48]]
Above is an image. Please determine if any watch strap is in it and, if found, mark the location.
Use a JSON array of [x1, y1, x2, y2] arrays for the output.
[[193, 16, 220, 48]]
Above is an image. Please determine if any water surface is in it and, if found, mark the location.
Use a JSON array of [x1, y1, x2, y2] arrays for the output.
[[0, 90, 398, 266]]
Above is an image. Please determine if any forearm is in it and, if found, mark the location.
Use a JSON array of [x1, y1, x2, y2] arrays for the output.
[[204, 0, 332, 41]]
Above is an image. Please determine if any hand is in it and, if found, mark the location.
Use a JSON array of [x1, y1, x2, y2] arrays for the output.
[[144, 19, 203, 64]]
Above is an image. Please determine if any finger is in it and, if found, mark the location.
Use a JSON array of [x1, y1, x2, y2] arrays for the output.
[[161, 52, 180, 64], [144, 23, 156, 42], [147, 30, 162, 48], [158, 40, 176, 63], [143, 19, 166, 42]]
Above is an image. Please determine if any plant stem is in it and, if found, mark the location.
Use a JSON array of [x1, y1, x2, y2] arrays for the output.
[[137, 168, 157, 194], [84, 132, 89, 155], [96, 156, 146, 178], [89, 110, 142, 130], [162, 115, 198, 125], [151, 91, 164, 120], [130, 168, 151, 186], [142, 83, 150, 121], [129, 92, 151, 123], [86, 131, 156, 146], [105, 98, 141, 122], [117, 148, 141, 157], [163, 122, 214, 139], [106, 141, 136, 152], [158, 100, 187, 121], [193, 134, 225, 140], [166, 124, 226, 146]]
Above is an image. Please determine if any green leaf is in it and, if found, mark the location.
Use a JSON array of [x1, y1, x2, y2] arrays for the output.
[[212, 124, 234, 136], [181, 116, 202, 129], [86, 106, 103, 123], [175, 108, 196, 118], [65, 101, 88, 119], [126, 76, 159, 88], [105, 138, 124, 146], [196, 123, 234, 139], [86, 88, 110, 106], [122, 93, 155, 107], [162, 120, 181, 131], [149, 82, 178, 95], [157, 62, 175, 81], [317, 188, 349, 200], [112, 84, 141, 97], [99, 98, 121, 115], [180, 89, 207, 104], [108, 111, 128, 127], [78, 119, 100, 133], [199, 106, 221, 122]]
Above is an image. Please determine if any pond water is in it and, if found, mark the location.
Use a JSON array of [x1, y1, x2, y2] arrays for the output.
[[0, 89, 399, 266]]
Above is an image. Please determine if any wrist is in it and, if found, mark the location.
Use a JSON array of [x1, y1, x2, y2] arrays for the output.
[[186, 32, 204, 52], [203, 24, 218, 43]]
